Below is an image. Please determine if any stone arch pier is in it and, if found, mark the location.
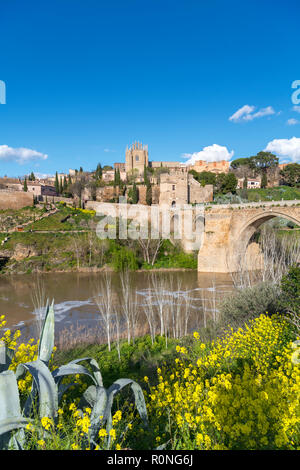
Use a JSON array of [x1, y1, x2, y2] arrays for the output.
[[197, 202, 300, 273]]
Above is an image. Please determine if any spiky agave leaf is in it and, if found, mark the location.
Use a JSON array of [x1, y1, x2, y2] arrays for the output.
[[84, 385, 108, 446], [0, 370, 29, 450], [0, 341, 14, 373], [16, 359, 58, 419], [52, 357, 103, 388], [105, 379, 148, 430], [38, 299, 55, 365]]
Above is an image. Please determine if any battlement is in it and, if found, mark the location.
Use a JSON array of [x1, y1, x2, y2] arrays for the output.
[[125, 141, 149, 175], [126, 141, 148, 152]]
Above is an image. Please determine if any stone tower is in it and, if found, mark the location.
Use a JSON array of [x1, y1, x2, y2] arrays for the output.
[[125, 142, 149, 176]]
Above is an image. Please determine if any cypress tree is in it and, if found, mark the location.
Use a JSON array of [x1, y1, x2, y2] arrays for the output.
[[23, 178, 28, 192], [144, 164, 148, 185], [261, 172, 267, 189], [55, 172, 60, 194], [96, 163, 102, 180], [132, 182, 139, 204], [63, 176, 68, 192], [146, 180, 152, 206]]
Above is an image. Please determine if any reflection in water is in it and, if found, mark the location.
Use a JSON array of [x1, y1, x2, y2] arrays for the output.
[[0, 271, 235, 345]]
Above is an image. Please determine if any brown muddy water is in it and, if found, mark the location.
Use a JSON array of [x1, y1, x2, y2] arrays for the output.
[[0, 271, 234, 345]]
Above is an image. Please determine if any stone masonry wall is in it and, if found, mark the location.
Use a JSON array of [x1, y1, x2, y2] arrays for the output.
[[0, 191, 34, 210]]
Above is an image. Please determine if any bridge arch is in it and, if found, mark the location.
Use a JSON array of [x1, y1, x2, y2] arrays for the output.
[[232, 209, 300, 272], [238, 209, 300, 247]]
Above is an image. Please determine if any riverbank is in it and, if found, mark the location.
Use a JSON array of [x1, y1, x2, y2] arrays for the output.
[[3, 311, 299, 450], [0, 228, 197, 275]]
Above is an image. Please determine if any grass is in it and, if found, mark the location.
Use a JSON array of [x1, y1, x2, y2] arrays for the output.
[[27, 205, 98, 231], [53, 334, 179, 390], [0, 205, 45, 231], [0, 209, 198, 273], [246, 186, 300, 202]]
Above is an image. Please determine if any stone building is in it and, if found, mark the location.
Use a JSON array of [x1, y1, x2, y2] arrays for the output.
[[237, 177, 261, 189], [159, 169, 213, 206], [189, 159, 230, 174], [125, 142, 149, 175], [0, 178, 57, 197], [150, 161, 184, 170], [114, 162, 126, 171]]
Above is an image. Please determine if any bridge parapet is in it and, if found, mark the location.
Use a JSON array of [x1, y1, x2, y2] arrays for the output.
[[198, 202, 300, 273]]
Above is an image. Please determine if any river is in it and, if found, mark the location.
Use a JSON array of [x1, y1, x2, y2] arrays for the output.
[[0, 270, 235, 347]]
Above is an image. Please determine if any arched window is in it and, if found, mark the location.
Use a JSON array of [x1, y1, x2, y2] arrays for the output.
[[135, 155, 139, 161]]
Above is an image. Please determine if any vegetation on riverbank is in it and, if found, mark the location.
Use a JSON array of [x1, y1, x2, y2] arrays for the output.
[[0, 232, 197, 274], [0, 205, 197, 274], [0, 265, 299, 450], [244, 185, 300, 202]]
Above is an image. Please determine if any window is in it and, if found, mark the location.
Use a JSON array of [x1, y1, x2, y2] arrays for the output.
[[135, 155, 139, 161], [172, 185, 176, 191]]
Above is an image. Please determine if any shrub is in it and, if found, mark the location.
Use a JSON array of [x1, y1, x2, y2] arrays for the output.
[[279, 264, 300, 317], [0, 303, 148, 450], [219, 282, 280, 328], [111, 246, 139, 271], [146, 314, 299, 450]]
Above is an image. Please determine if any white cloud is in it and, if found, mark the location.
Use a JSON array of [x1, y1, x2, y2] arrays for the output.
[[229, 105, 255, 122], [265, 137, 300, 163], [0, 145, 48, 164], [229, 105, 276, 122], [34, 172, 54, 179], [286, 118, 299, 126], [183, 143, 234, 165], [293, 106, 300, 114]]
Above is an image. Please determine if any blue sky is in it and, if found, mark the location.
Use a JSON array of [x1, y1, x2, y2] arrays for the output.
[[1, 0, 300, 176]]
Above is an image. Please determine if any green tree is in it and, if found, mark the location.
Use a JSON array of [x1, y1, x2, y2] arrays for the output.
[[132, 182, 139, 204], [144, 164, 150, 185], [189, 170, 216, 186], [63, 176, 68, 193], [279, 265, 300, 316], [95, 163, 102, 180], [117, 169, 121, 186], [247, 151, 278, 189], [250, 151, 278, 175], [55, 172, 60, 194], [243, 176, 248, 189], [261, 172, 268, 189], [250, 151, 279, 171], [230, 158, 251, 169], [23, 178, 28, 192], [216, 173, 238, 194], [146, 180, 152, 206], [280, 163, 300, 187]]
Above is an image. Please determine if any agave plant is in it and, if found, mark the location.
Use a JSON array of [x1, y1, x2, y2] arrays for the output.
[[0, 299, 148, 450]]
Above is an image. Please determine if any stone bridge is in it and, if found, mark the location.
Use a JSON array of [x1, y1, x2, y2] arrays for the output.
[[197, 201, 300, 273], [86, 200, 300, 273]]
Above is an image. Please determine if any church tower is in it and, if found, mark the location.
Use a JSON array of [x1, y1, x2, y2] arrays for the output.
[[125, 142, 149, 176]]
